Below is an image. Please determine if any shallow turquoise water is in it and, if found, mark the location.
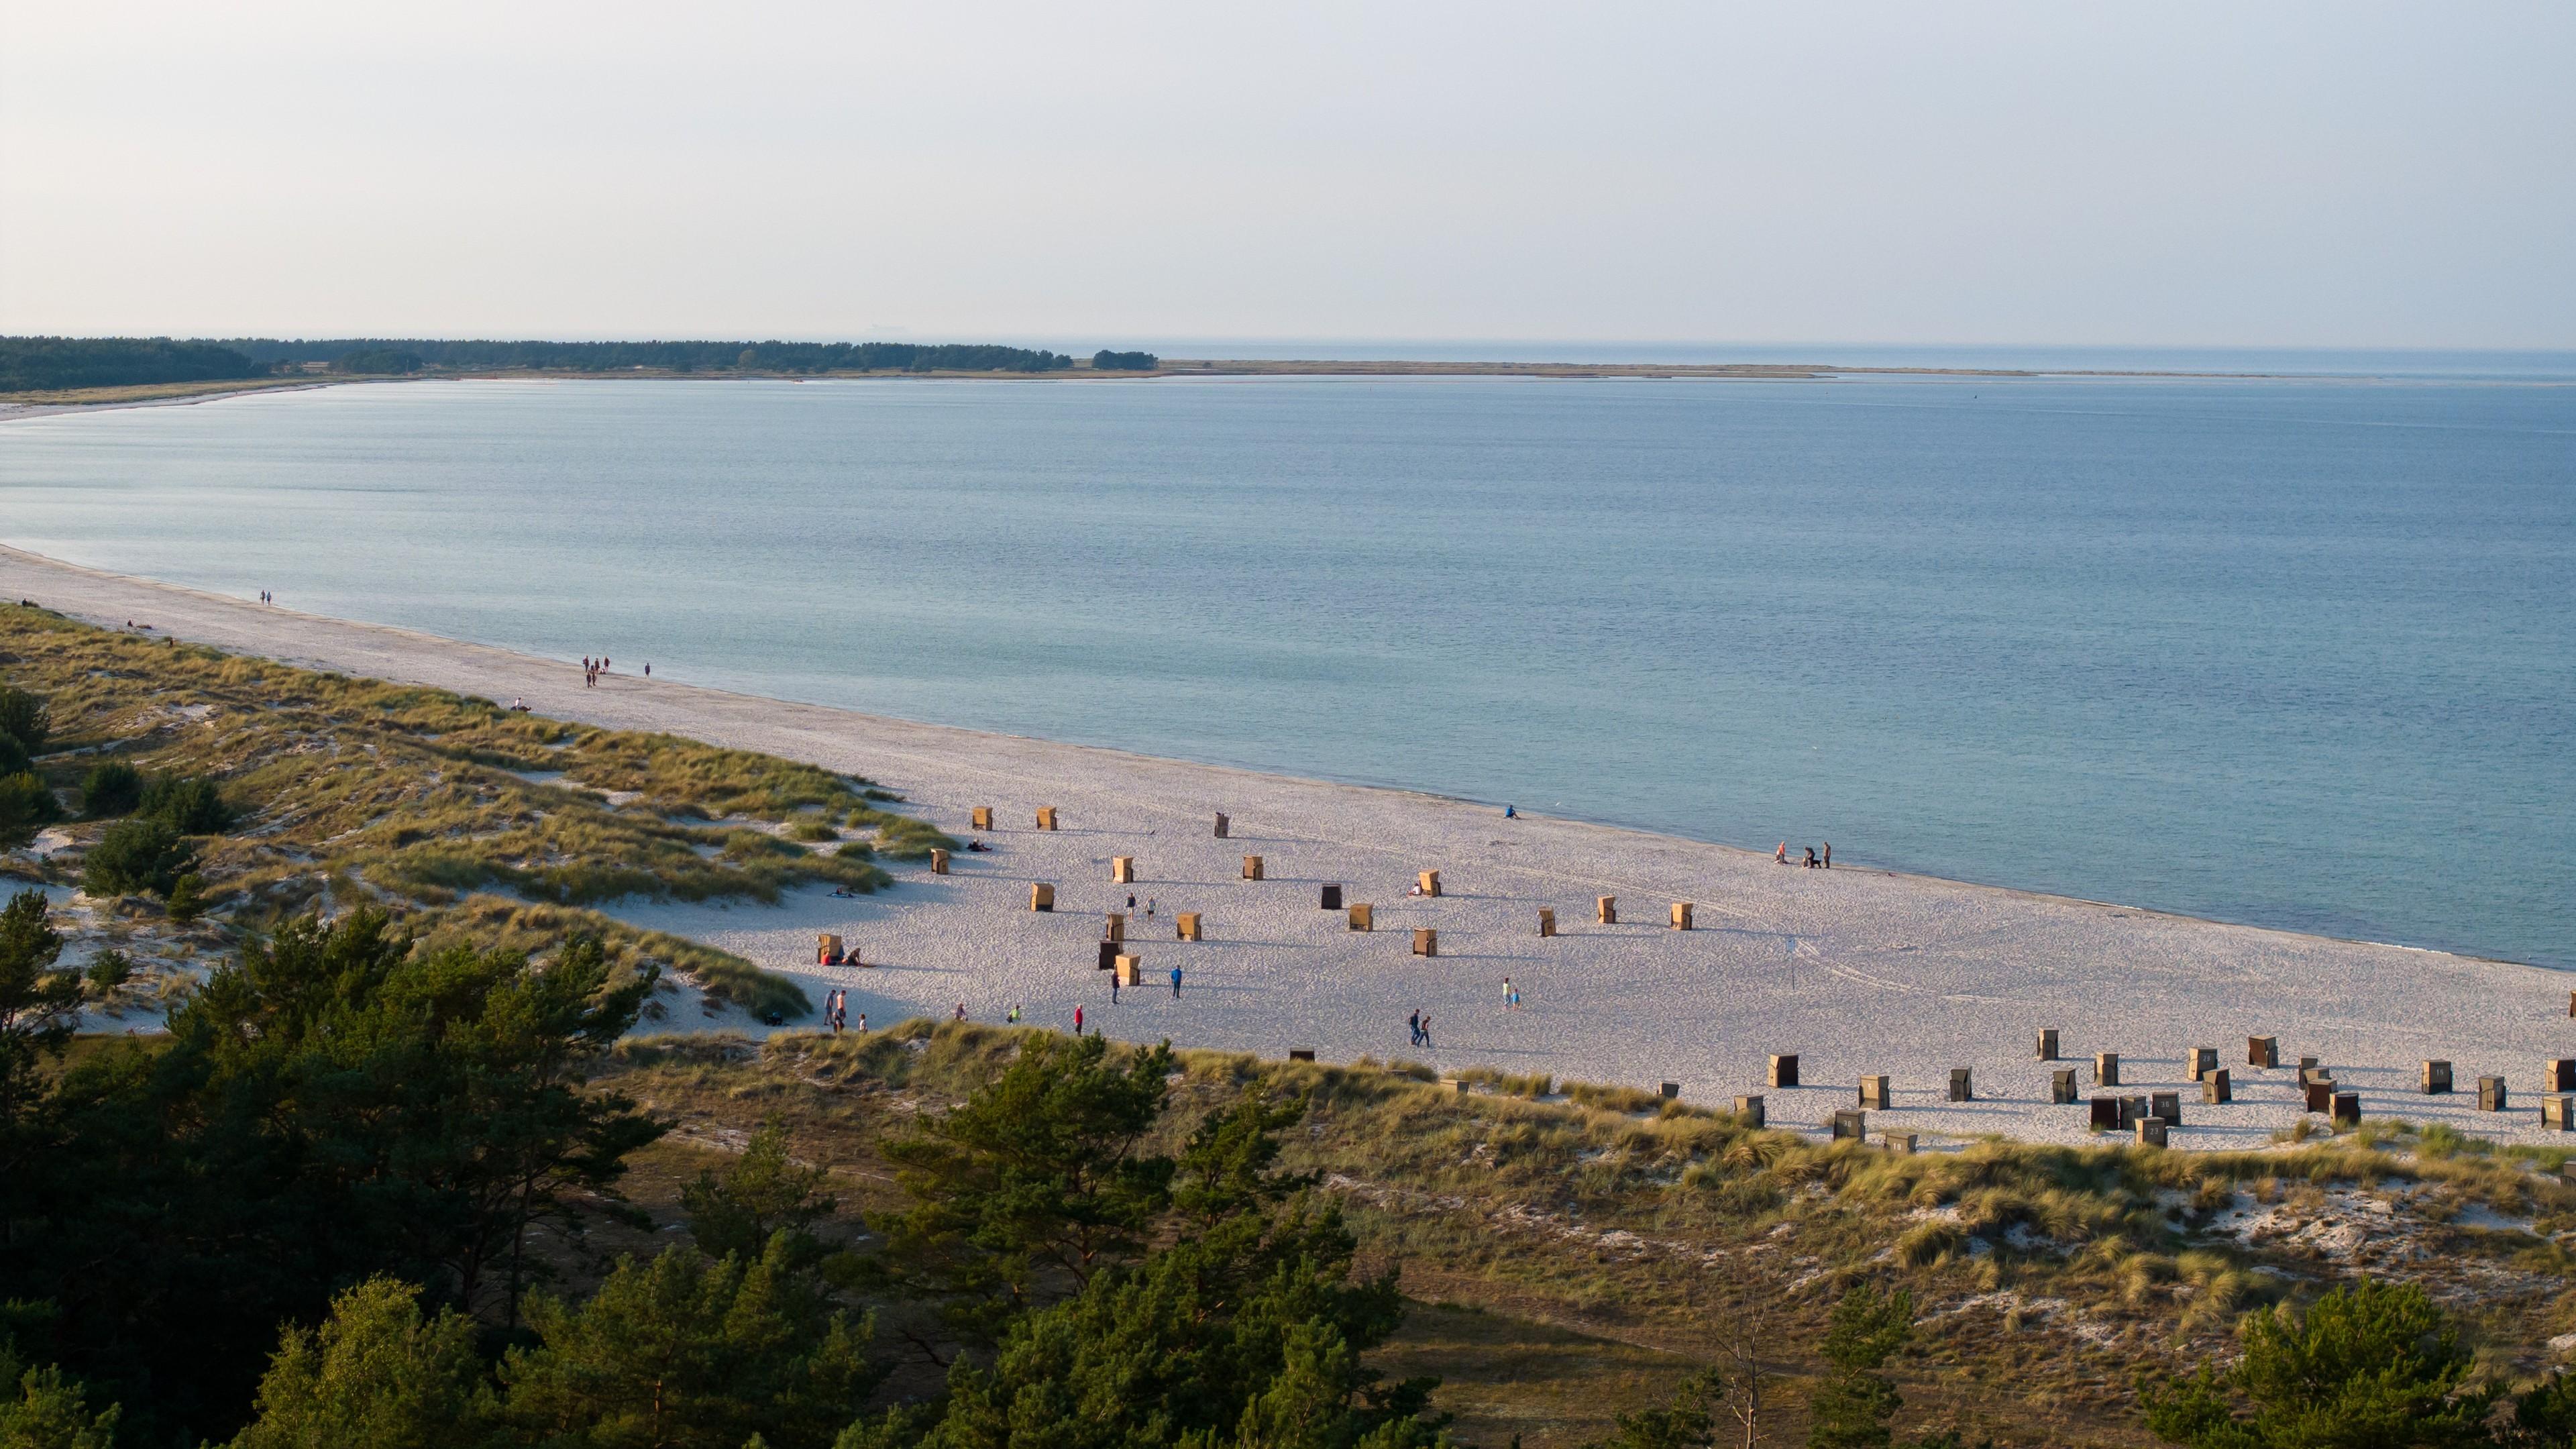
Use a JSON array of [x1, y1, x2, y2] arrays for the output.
[[4, 374, 2570, 964]]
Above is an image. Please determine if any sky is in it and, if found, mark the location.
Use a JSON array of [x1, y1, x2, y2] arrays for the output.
[[3, 3, 2571, 351]]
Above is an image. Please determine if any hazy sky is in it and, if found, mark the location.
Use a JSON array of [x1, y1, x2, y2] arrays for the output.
[[4, 3, 2571, 349]]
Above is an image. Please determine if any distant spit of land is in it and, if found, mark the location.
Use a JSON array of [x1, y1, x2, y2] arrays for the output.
[[0, 332, 2302, 414]]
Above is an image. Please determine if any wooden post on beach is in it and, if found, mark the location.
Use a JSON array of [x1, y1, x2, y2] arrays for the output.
[[2422, 1061, 2453, 1094], [1735, 1094, 1765, 1127], [1111, 857, 1135, 884], [2544, 1097, 2576, 1131], [2187, 1048, 2218, 1081], [2035, 1028, 2059, 1061], [2304, 1080, 2337, 1114], [1418, 870, 1442, 898], [1104, 912, 1126, 943], [1660, 1081, 1680, 1101], [1597, 896, 1617, 924], [929, 848, 950, 875], [1858, 1075, 1892, 1110], [2149, 1091, 2181, 1125], [1289, 1049, 1316, 1062], [2549, 1059, 2576, 1093], [1769, 1054, 1799, 1088], [1948, 1068, 1973, 1103], [2094, 1053, 2120, 1087], [2051, 1068, 2079, 1104], [2479, 1075, 2508, 1112], [1320, 883, 1343, 910], [1536, 908, 1556, 937], [2135, 1118, 2169, 1148], [1036, 807, 1059, 831], [1348, 904, 1374, 932], [2088, 1097, 2120, 1130], [2248, 1036, 2278, 1069], [1212, 813, 1229, 839], [2332, 1092, 2361, 1128], [1176, 912, 1202, 941], [1030, 883, 1055, 912], [1670, 902, 1694, 930], [971, 806, 993, 832], [1412, 928, 1437, 958], [1831, 1110, 1866, 1142], [2203, 1070, 2232, 1104]]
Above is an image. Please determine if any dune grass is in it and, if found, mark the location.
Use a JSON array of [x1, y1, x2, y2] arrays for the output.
[[0, 603, 960, 1016], [587, 1021, 2576, 1444]]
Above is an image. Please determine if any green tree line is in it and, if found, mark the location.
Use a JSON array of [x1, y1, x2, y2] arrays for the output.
[[211, 338, 1080, 374], [0, 337, 265, 392], [0, 337, 1116, 391]]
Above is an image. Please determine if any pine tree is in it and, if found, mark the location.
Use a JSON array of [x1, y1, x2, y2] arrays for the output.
[[229, 1277, 491, 1449], [1805, 1284, 1913, 1449]]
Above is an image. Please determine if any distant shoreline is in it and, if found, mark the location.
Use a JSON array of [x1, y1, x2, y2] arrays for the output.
[[0, 355, 2324, 419]]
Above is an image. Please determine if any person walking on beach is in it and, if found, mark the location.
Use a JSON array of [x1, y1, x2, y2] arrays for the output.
[[1407, 1010, 1421, 1046], [1111, 974, 1120, 1004], [1823, 841, 1832, 869], [1417, 1014, 1434, 1049], [1501, 977, 1514, 1009], [1169, 966, 1183, 998], [1074, 1005, 1085, 1035]]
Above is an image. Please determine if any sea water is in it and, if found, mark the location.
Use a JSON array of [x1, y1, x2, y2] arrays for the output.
[[3, 372, 2570, 965]]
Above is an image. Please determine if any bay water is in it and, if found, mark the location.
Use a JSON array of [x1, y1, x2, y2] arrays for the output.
[[3, 372, 2569, 965]]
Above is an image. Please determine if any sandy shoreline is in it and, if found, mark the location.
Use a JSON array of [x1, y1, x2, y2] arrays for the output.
[[5, 541, 2571, 1151]]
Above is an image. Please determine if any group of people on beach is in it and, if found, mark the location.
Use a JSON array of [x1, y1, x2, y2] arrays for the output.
[[1407, 1010, 1435, 1048], [822, 988, 859, 1034], [258, 590, 274, 605], [1775, 841, 1832, 869], [580, 654, 652, 687]]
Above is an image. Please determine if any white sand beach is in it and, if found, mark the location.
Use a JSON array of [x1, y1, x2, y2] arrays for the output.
[[6, 542, 2571, 1152]]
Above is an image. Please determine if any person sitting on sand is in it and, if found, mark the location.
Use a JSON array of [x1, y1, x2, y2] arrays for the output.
[[1504, 804, 1516, 818], [953, 1002, 967, 1022], [1775, 842, 1788, 865], [966, 839, 989, 852]]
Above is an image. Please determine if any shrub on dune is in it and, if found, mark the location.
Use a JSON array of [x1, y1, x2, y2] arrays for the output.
[[83, 818, 195, 898]]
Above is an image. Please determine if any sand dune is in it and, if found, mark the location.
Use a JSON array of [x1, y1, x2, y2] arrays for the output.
[[6, 541, 2571, 1150]]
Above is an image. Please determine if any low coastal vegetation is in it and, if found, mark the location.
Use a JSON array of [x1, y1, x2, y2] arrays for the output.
[[0, 335, 1117, 394], [0, 601, 960, 1018]]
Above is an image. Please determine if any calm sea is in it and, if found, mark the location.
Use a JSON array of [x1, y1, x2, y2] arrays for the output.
[[4, 372, 2571, 965]]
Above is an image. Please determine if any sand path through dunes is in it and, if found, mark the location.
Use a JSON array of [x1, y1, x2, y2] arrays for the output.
[[6, 543, 2571, 1150]]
